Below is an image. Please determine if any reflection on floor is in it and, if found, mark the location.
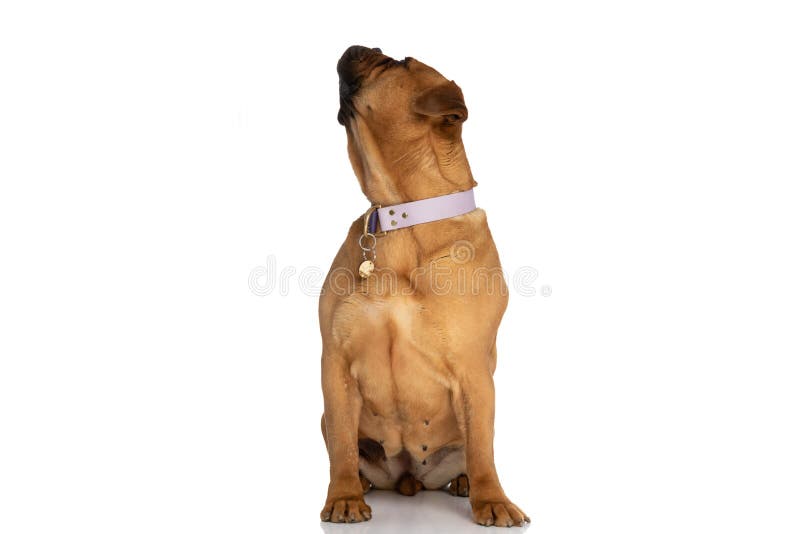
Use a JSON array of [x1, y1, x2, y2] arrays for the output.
[[320, 489, 531, 534]]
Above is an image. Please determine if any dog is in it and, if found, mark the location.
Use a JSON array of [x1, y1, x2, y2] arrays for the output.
[[319, 45, 530, 527]]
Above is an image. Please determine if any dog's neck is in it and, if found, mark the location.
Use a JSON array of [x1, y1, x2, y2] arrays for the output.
[[346, 123, 477, 206]]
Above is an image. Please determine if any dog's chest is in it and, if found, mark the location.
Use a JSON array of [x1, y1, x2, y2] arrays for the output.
[[347, 296, 462, 458]]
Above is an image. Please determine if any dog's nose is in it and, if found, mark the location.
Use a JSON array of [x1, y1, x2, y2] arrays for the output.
[[339, 45, 382, 65], [338, 45, 383, 91], [337, 45, 384, 125]]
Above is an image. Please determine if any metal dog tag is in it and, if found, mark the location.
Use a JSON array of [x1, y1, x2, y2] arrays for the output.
[[358, 260, 375, 279]]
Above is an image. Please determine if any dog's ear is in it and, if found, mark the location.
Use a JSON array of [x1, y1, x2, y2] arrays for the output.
[[413, 81, 468, 124]]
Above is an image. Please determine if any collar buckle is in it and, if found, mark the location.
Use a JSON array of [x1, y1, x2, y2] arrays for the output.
[[362, 204, 387, 238]]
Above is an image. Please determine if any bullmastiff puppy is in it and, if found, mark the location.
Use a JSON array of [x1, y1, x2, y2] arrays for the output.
[[319, 45, 530, 527]]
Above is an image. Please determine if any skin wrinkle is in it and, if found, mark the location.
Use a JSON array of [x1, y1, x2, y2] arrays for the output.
[[363, 129, 437, 203], [428, 130, 460, 191], [351, 85, 422, 200], [391, 145, 438, 189]]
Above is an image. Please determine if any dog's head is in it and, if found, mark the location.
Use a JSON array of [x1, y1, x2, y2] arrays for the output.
[[336, 45, 473, 201], [337, 45, 467, 128]]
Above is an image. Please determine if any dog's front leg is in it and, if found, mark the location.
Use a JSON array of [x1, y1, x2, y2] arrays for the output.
[[456, 369, 530, 527], [319, 351, 371, 523]]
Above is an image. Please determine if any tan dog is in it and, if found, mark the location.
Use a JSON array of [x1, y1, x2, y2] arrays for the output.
[[319, 45, 529, 527]]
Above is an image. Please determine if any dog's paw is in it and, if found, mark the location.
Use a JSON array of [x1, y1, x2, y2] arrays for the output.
[[320, 496, 372, 523], [471, 499, 530, 527], [447, 473, 470, 497], [360, 473, 373, 494]]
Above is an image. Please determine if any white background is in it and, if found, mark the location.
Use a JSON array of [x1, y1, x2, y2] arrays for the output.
[[1, 1, 799, 533]]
